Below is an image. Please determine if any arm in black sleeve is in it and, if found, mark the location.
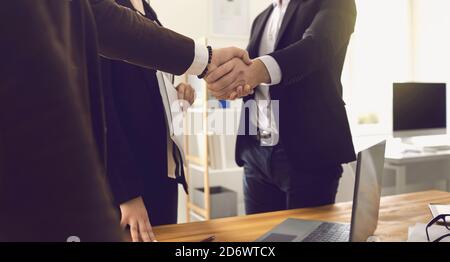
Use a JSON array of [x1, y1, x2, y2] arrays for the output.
[[270, 0, 357, 86], [89, 0, 195, 75]]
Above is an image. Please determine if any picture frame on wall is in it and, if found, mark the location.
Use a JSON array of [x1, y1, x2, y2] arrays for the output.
[[210, 0, 250, 39]]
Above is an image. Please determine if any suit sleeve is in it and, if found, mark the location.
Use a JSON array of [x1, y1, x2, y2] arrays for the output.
[[270, 0, 357, 86], [89, 0, 196, 75]]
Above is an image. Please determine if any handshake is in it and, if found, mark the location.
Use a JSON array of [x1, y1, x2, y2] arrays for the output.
[[204, 47, 272, 100]]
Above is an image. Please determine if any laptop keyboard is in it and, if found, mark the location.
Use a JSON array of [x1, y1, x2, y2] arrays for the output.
[[301, 222, 350, 242]]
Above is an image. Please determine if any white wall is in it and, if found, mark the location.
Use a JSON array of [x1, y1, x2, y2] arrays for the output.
[[150, 0, 272, 48], [413, 0, 450, 82], [343, 0, 413, 137], [412, 0, 450, 128]]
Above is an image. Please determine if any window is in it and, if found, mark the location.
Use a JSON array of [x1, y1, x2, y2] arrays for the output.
[[343, 0, 413, 136]]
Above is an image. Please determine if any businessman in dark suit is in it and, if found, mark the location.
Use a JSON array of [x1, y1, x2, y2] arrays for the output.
[[206, 0, 357, 214], [0, 0, 250, 241]]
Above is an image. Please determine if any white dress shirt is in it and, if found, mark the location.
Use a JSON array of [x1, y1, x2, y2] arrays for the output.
[[186, 42, 209, 76], [253, 0, 287, 146], [130, 0, 145, 15]]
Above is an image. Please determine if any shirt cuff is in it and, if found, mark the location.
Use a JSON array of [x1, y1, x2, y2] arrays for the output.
[[258, 55, 282, 85], [184, 42, 209, 76]]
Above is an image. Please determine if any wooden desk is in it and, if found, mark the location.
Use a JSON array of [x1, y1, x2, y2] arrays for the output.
[[153, 190, 450, 242]]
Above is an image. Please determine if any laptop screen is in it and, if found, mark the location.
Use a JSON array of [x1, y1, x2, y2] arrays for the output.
[[349, 141, 386, 242]]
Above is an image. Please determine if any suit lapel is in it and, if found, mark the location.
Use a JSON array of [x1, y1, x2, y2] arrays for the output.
[[248, 6, 273, 58], [116, 0, 133, 10], [274, 0, 302, 49]]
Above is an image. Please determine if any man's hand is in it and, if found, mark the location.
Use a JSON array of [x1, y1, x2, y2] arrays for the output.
[[176, 83, 196, 105], [205, 58, 271, 100], [208, 47, 252, 74], [120, 196, 156, 242]]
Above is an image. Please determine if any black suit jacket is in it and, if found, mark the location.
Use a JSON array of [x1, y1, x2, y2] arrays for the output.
[[0, 0, 195, 241], [236, 0, 357, 169], [101, 0, 166, 206]]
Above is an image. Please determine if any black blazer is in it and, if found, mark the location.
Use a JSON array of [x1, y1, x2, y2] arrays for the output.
[[236, 0, 357, 169], [101, 0, 185, 208], [0, 0, 194, 241]]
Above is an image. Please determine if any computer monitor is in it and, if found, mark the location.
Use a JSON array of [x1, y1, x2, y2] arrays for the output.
[[393, 82, 447, 138]]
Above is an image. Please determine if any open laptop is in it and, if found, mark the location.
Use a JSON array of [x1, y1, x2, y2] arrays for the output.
[[256, 140, 387, 242]]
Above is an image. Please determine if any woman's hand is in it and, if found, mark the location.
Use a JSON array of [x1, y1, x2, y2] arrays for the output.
[[176, 83, 196, 106], [120, 196, 156, 242]]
